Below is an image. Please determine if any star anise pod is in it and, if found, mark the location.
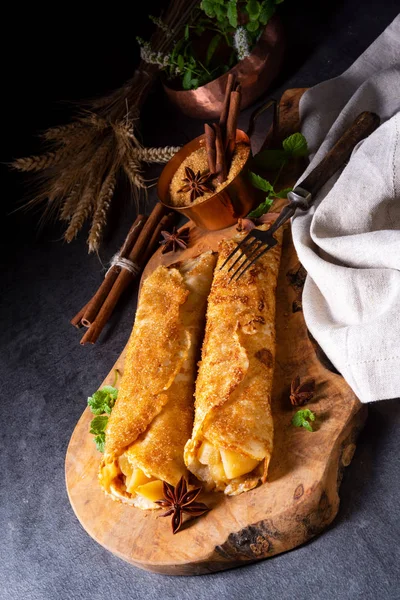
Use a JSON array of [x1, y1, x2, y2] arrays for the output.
[[178, 166, 213, 202], [290, 376, 316, 406], [155, 476, 210, 534], [160, 226, 190, 254]]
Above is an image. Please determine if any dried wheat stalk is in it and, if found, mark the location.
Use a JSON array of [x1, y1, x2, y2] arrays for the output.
[[12, 0, 197, 253]]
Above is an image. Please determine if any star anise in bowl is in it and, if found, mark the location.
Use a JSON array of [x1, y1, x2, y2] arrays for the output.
[[178, 166, 214, 202], [155, 477, 210, 534]]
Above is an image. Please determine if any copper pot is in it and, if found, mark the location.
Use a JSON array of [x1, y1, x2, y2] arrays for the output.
[[157, 129, 257, 231], [163, 16, 285, 120]]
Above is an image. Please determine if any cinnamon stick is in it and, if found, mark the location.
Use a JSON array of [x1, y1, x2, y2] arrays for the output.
[[80, 215, 147, 327], [71, 303, 89, 329], [80, 202, 169, 345], [219, 73, 236, 134], [141, 212, 177, 265], [225, 86, 242, 169], [226, 88, 241, 151], [204, 123, 216, 174], [214, 123, 227, 184]]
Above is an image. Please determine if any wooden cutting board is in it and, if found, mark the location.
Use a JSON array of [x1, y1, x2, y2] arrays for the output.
[[65, 89, 367, 575]]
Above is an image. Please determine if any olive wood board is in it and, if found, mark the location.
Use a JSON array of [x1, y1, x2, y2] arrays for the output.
[[65, 223, 366, 575], [65, 88, 366, 574]]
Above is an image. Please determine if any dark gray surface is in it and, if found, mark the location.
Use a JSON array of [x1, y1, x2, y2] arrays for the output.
[[1, 2, 400, 599]]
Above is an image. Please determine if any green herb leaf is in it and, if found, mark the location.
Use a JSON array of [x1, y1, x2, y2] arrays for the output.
[[246, 0, 262, 20], [89, 415, 108, 436], [270, 186, 293, 199], [94, 433, 106, 453], [177, 54, 185, 72], [227, 0, 238, 27], [254, 149, 288, 170], [282, 132, 308, 157], [182, 70, 193, 90], [248, 172, 273, 193], [206, 34, 222, 66], [291, 408, 316, 432], [184, 24, 190, 40], [88, 385, 117, 415], [200, 0, 215, 18], [246, 19, 259, 32], [247, 197, 274, 218], [259, 0, 276, 25]]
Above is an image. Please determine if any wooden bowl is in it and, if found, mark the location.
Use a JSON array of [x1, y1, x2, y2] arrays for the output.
[[162, 16, 285, 120], [157, 129, 258, 231]]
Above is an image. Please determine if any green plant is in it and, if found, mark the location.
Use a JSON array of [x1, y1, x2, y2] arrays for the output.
[[88, 370, 119, 452], [291, 409, 316, 432], [247, 133, 308, 219], [137, 0, 285, 91]]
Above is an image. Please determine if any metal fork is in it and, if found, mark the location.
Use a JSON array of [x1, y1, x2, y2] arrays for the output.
[[220, 111, 380, 282]]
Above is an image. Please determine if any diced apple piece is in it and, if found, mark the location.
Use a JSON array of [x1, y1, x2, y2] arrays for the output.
[[136, 480, 165, 502], [101, 460, 120, 486], [209, 461, 227, 483], [197, 441, 220, 466], [118, 454, 133, 478], [126, 468, 153, 494], [220, 449, 259, 480]]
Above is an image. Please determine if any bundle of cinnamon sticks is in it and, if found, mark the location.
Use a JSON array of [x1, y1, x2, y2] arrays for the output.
[[204, 73, 242, 184], [72, 203, 177, 344]]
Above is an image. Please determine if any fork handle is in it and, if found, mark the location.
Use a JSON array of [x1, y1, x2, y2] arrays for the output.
[[296, 111, 380, 205]]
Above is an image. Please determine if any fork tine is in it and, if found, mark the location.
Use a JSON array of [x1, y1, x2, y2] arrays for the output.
[[227, 237, 260, 273], [232, 245, 271, 282], [229, 241, 265, 282], [219, 234, 252, 271]]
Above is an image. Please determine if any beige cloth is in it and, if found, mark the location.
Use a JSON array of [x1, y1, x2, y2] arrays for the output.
[[292, 15, 400, 402]]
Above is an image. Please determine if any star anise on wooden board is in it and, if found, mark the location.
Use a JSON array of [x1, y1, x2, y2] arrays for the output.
[[155, 477, 210, 534], [290, 376, 316, 406], [178, 166, 213, 202], [160, 226, 190, 254]]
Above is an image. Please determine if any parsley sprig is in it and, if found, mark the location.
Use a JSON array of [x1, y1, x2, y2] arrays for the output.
[[291, 408, 316, 432], [88, 370, 119, 453]]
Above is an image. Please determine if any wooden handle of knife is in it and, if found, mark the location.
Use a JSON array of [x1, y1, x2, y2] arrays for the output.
[[300, 111, 380, 197]]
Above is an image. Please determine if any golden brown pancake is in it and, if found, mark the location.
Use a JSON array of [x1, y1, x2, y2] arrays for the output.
[[99, 251, 217, 509], [184, 231, 282, 495]]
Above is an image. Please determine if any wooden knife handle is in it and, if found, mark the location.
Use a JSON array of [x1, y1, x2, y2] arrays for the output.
[[300, 111, 380, 199]]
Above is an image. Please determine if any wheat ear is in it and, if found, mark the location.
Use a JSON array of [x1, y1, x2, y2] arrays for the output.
[[11, 146, 72, 172], [64, 181, 96, 243], [137, 146, 180, 163], [87, 171, 116, 253]]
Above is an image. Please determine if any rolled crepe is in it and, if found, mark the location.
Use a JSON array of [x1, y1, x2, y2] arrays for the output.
[[184, 231, 283, 495], [99, 251, 217, 509]]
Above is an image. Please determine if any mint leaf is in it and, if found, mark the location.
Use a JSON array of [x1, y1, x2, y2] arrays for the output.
[[248, 197, 273, 218], [291, 409, 316, 432], [282, 133, 308, 157], [259, 0, 275, 25], [246, 20, 259, 32], [182, 70, 193, 90], [246, 0, 262, 20], [206, 34, 221, 66], [89, 415, 108, 435], [254, 149, 288, 170], [270, 186, 293, 199], [248, 172, 273, 193], [177, 54, 185, 72], [94, 433, 106, 453], [227, 0, 238, 27]]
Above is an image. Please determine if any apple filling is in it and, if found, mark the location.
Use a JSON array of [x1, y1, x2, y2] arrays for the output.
[[197, 440, 259, 483], [100, 454, 164, 508]]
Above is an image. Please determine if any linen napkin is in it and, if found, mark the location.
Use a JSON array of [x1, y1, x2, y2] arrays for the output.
[[292, 14, 400, 402]]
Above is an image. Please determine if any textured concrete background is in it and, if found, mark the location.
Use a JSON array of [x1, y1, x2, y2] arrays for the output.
[[1, 2, 399, 599]]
